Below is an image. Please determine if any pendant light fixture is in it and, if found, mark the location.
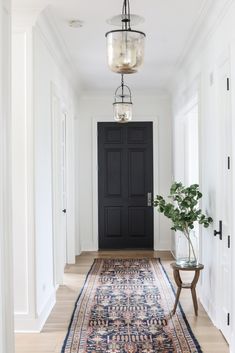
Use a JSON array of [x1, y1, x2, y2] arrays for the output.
[[113, 75, 133, 123], [106, 0, 146, 74]]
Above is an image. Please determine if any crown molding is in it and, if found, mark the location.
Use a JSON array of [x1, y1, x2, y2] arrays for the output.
[[12, 8, 45, 28], [12, 0, 52, 28], [175, 0, 213, 69], [12, 3, 82, 97], [2, 0, 10, 11], [36, 7, 83, 97], [168, 0, 234, 92]]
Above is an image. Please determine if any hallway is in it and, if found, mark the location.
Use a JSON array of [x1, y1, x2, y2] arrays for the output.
[[15, 252, 229, 353], [1, 0, 235, 352]]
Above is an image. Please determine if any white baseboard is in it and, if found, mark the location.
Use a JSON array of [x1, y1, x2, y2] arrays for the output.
[[75, 250, 82, 256], [199, 292, 218, 329], [153, 248, 172, 252], [81, 248, 172, 253], [14, 290, 56, 333], [230, 332, 235, 353], [81, 247, 98, 252]]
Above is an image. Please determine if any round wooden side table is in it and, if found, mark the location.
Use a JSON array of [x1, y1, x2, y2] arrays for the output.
[[170, 262, 204, 316]]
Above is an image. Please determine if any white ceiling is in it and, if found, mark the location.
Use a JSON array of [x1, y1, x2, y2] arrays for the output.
[[14, 0, 211, 92]]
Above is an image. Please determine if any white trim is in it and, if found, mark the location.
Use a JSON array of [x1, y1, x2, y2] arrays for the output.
[[92, 116, 160, 251], [0, 0, 15, 352], [35, 13, 76, 266], [51, 84, 64, 285], [51, 82, 76, 274], [176, 0, 233, 69], [170, 0, 234, 92], [14, 290, 56, 333], [12, 26, 38, 332], [35, 7, 82, 97]]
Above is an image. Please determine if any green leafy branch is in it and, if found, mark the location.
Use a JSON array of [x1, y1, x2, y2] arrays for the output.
[[154, 182, 213, 233]]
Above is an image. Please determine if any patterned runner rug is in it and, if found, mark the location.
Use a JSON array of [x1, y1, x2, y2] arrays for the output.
[[62, 258, 202, 353]]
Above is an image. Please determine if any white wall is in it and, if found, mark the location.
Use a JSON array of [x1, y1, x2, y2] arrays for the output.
[[76, 92, 172, 252], [171, 1, 235, 351], [12, 10, 77, 332], [12, 28, 32, 319], [0, 0, 14, 352]]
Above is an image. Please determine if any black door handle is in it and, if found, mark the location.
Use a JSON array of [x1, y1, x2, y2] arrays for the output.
[[214, 220, 222, 240], [62, 209, 66, 213]]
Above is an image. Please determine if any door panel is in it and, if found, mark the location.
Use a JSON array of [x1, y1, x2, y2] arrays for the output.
[[105, 150, 122, 196], [98, 122, 153, 249], [128, 207, 147, 237], [129, 150, 146, 196], [105, 207, 122, 238]]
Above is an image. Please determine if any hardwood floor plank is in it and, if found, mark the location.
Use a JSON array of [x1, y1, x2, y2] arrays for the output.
[[15, 251, 229, 353]]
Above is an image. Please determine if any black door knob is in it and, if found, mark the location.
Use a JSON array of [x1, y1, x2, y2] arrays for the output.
[[62, 209, 66, 213]]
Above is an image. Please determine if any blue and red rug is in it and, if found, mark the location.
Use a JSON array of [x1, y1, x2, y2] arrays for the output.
[[62, 258, 202, 353]]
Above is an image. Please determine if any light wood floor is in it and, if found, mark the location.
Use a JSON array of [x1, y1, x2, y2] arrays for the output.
[[15, 251, 229, 353]]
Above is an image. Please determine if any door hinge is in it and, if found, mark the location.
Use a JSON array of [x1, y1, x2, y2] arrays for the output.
[[228, 235, 231, 249], [227, 313, 230, 326], [228, 156, 231, 170], [227, 78, 230, 91]]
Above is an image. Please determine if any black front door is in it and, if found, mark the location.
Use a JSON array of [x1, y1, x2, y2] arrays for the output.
[[98, 122, 153, 249]]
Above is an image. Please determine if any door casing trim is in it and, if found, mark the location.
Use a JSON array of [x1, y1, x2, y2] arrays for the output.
[[92, 115, 160, 250], [51, 82, 76, 286]]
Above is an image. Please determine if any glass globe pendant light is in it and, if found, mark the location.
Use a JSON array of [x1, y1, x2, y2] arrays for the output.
[[106, 0, 146, 74], [113, 75, 133, 123]]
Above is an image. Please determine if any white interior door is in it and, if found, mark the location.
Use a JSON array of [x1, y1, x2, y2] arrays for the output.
[[52, 94, 68, 285], [217, 58, 232, 343], [61, 113, 67, 266]]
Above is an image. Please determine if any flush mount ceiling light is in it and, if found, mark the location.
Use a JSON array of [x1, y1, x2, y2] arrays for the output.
[[105, 0, 146, 74], [69, 20, 84, 28], [113, 75, 133, 123]]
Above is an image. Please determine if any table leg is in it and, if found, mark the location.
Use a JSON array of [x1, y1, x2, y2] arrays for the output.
[[191, 269, 200, 316], [191, 287, 198, 315], [172, 287, 181, 314], [172, 269, 182, 315]]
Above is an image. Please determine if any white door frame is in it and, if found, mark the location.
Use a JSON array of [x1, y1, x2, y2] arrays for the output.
[[51, 83, 76, 285], [0, 0, 14, 351], [92, 115, 160, 251], [173, 95, 199, 183], [173, 95, 200, 258]]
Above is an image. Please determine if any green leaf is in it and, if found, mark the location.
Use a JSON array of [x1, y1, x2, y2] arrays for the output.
[[153, 181, 213, 232]]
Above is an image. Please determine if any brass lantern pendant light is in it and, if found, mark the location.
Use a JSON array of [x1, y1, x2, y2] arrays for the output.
[[106, 0, 146, 74], [113, 75, 133, 123]]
